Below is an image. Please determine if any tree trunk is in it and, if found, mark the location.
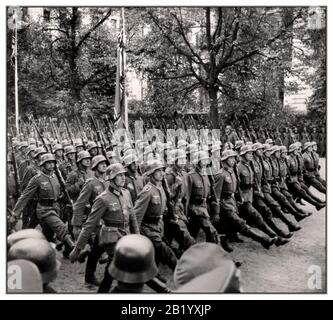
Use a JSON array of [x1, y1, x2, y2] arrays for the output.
[[208, 86, 219, 128]]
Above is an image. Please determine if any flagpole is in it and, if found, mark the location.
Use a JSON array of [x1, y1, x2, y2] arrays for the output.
[[121, 7, 128, 130], [14, 9, 19, 135]]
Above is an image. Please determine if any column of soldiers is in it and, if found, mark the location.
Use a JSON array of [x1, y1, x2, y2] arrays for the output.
[[7, 119, 326, 293]]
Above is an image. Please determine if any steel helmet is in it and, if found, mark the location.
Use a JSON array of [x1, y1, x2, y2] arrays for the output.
[[174, 149, 187, 162], [270, 145, 281, 155], [91, 155, 107, 170], [303, 141, 312, 152], [74, 138, 84, 148], [186, 144, 199, 155], [33, 147, 47, 159], [177, 140, 187, 149], [239, 145, 254, 156], [86, 141, 98, 152], [221, 150, 238, 161], [252, 142, 264, 151], [108, 234, 158, 284], [25, 145, 36, 156], [106, 163, 127, 180], [64, 145, 76, 156], [280, 146, 287, 153], [223, 142, 234, 151], [52, 144, 63, 153], [145, 159, 165, 176], [234, 140, 244, 150], [39, 153, 56, 166], [7, 229, 46, 249], [196, 150, 210, 163], [19, 141, 29, 150], [122, 153, 138, 167], [8, 238, 60, 284], [77, 150, 91, 163], [61, 139, 70, 147], [288, 143, 299, 153], [262, 144, 273, 153]]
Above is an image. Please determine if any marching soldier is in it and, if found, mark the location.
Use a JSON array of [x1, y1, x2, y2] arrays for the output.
[[53, 144, 65, 166], [134, 159, 178, 271], [70, 163, 139, 293], [236, 145, 288, 246], [302, 142, 326, 194], [214, 149, 277, 250], [122, 151, 145, 204], [165, 149, 196, 255], [185, 151, 220, 245], [86, 141, 99, 157], [74, 138, 85, 153], [18, 145, 36, 182], [71, 154, 109, 286], [59, 146, 77, 180], [9, 153, 75, 251], [311, 141, 326, 187], [286, 143, 325, 211]]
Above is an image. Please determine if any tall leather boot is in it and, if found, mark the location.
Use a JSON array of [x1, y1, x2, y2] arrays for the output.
[[300, 191, 325, 211], [265, 216, 293, 238], [271, 206, 301, 232], [242, 228, 277, 249], [219, 235, 233, 253]]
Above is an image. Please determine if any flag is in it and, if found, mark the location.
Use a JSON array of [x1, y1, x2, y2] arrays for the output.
[[114, 8, 128, 130]]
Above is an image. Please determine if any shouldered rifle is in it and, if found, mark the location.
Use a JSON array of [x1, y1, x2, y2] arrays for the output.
[[161, 177, 177, 223], [75, 115, 87, 150], [30, 116, 73, 209], [89, 114, 110, 165], [64, 119, 74, 145]]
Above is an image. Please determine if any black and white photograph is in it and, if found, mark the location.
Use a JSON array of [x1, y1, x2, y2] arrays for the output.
[[5, 4, 327, 295]]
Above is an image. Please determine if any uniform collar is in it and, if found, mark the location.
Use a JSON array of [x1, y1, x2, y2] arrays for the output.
[[109, 181, 122, 196]]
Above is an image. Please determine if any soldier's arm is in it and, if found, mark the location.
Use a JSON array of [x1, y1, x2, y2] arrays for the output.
[[20, 167, 36, 192], [13, 175, 39, 218], [165, 172, 180, 199], [72, 181, 93, 227], [127, 195, 139, 234], [65, 172, 81, 199], [133, 188, 151, 227], [75, 197, 105, 250]]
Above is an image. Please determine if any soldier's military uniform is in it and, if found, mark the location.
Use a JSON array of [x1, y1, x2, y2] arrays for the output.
[[302, 147, 326, 194], [186, 167, 219, 244], [59, 159, 77, 181], [124, 172, 145, 204], [311, 147, 326, 187], [165, 165, 196, 253], [66, 168, 94, 202], [134, 181, 178, 270], [12, 170, 72, 244], [75, 181, 139, 293], [286, 147, 324, 210]]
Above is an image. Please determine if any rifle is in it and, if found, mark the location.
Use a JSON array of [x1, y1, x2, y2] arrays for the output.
[[64, 119, 74, 145], [161, 177, 177, 223], [75, 115, 87, 150], [51, 119, 61, 144], [11, 139, 20, 197], [89, 115, 110, 165], [30, 116, 73, 209]]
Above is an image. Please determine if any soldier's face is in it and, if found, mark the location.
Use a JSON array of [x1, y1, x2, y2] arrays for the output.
[[114, 173, 125, 187], [281, 152, 287, 159], [200, 158, 210, 167], [307, 146, 313, 152], [244, 152, 253, 161], [255, 149, 263, 157], [97, 161, 107, 173], [67, 153, 76, 161], [226, 156, 236, 167], [90, 148, 98, 156], [313, 144, 317, 152], [274, 151, 281, 159], [129, 162, 137, 172], [55, 150, 63, 157], [81, 158, 91, 167], [44, 161, 55, 171], [152, 168, 164, 181], [176, 157, 187, 168], [76, 146, 84, 153]]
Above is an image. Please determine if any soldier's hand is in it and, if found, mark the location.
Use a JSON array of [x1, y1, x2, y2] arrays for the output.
[[175, 176, 183, 186], [72, 226, 81, 241], [69, 247, 81, 263], [8, 215, 18, 225]]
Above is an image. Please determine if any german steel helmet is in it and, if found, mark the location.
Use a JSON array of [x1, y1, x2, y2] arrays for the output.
[[270, 145, 281, 154], [39, 153, 56, 166], [52, 144, 63, 153], [108, 234, 158, 284], [303, 141, 313, 152], [25, 145, 36, 156], [234, 140, 244, 150], [106, 163, 127, 180], [8, 238, 60, 284], [145, 159, 165, 176], [7, 229, 46, 249], [239, 145, 254, 156], [252, 142, 264, 151], [64, 145, 76, 155], [280, 146, 287, 153], [221, 149, 237, 161], [33, 147, 47, 159], [288, 143, 299, 153], [76, 150, 91, 163], [86, 141, 98, 152], [91, 155, 107, 170], [122, 153, 139, 167]]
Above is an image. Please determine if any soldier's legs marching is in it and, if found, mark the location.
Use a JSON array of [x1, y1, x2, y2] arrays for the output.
[[303, 174, 326, 194], [271, 186, 301, 218], [97, 243, 116, 293], [280, 188, 311, 219], [253, 195, 292, 238], [299, 181, 325, 204]]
